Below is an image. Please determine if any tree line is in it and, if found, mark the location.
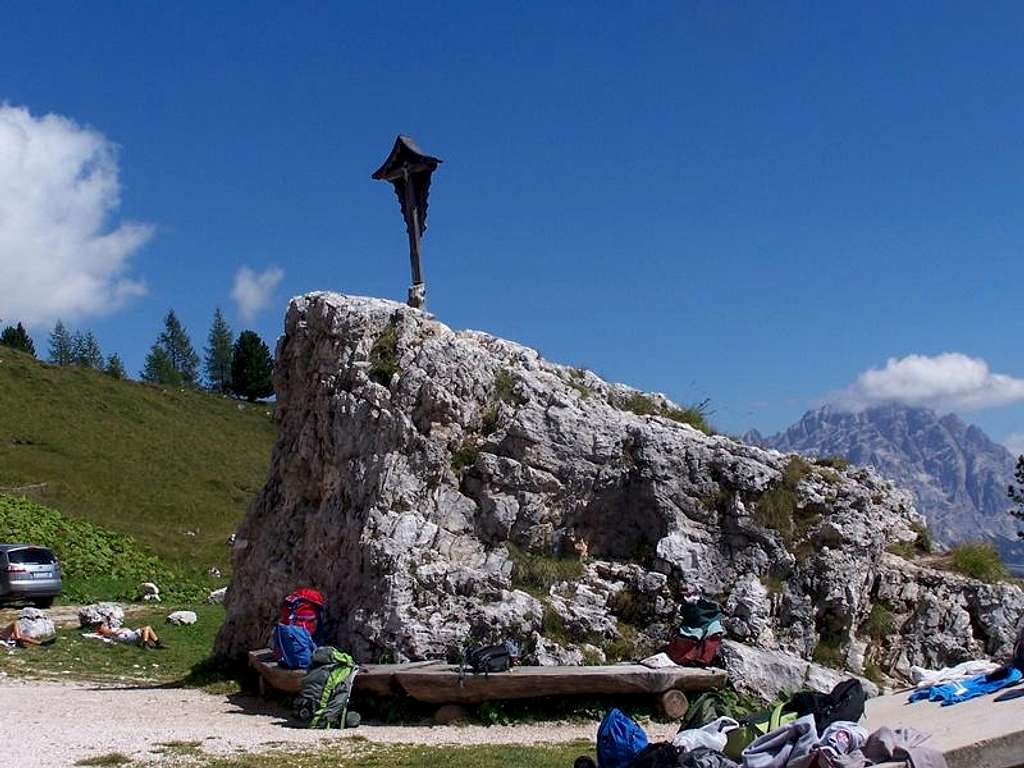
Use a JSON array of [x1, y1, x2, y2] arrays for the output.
[[0, 310, 274, 402]]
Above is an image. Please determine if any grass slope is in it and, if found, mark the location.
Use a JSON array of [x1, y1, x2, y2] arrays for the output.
[[0, 349, 275, 577]]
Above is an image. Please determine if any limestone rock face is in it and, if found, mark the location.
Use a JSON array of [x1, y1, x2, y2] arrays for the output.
[[215, 293, 1024, 697]]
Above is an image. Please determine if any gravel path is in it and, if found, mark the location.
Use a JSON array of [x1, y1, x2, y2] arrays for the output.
[[1, 678, 679, 767]]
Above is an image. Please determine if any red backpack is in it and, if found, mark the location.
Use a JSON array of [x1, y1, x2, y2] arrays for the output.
[[274, 589, 325, 650]]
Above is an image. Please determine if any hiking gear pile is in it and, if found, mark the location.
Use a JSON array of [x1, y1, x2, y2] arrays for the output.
[[464, 640, 520, 675], [908, 665, 1023, 706], [580, 677, 948, 768], [667, 598, 724, 667], [293, 645, 360, 729]]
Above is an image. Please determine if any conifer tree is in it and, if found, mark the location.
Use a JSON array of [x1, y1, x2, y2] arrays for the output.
[[48, 320, 74, 366], [204, 307, 234, 393], [72, 330, 104, 369], [0, 322, 35, 356], [141, 310, 200, 386], [230, 330, 274, 402], [105, 353, 127, 380]]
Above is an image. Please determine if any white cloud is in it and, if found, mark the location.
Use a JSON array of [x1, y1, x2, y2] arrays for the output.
[[1004, 433, 1024, 459], [0, 104, 151, 327], [231, 266, 284, 321], [828, 353, 1024, 412]]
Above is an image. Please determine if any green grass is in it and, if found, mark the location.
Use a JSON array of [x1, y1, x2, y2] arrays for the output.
[[507, 544, 585, 595], [194, 742, 594, 768], [949, 542, 1008, 583], [0, 350, 275, 579], [863, 602, 897, 641], [0, 604, 228, 687], [813, 456, 850, 471], [75, 753, 134, 766], [0, 495, 212, 602], [619, 393, 713, 434], [754, 457, 814, 542], [811, 640, 844, 669]]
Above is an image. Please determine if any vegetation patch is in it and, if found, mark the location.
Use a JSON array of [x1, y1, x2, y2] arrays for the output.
[[0, 604, 230, 689], [368, 321, 401, 386], [814, 456, 850, 471], [606, 587, 656, 627], [75, 754, 133, 767], [450, 440, 480, 472], [567, 369, 591, 399], [619, 393, 713, 435], [811, 640, 844, 669], [886, 522, 933, 560], [603, 621, 640, 662], [863, 602, 898, 641], [0, 495, 211, 603], [949, 542, 1008, 583], [507, 543, 585, 595], [0, 349, 273, 577], [754, 457, 813, 543]]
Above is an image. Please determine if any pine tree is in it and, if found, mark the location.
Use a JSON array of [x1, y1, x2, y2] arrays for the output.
[[230, 330, 274, 402], [159, 310, 200, 387], [204, 307, 234, 393], [105, 353, 127, 380], [0, 322, 35, 356], [48, 320, 74, 366], [72, 330, 104, 369], [141, 344, 180, 386]]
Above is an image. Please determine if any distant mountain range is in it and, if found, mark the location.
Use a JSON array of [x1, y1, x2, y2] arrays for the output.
[[745, 404, 1024, 569]]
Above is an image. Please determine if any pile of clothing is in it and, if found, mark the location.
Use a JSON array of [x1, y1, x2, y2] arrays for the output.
[[578, 678, 948, 768], [908, 653, 1023, 706], [666, 598, 725, 667]]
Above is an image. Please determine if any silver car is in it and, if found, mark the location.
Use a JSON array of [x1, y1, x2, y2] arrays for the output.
[[0, 544, 62, 608]]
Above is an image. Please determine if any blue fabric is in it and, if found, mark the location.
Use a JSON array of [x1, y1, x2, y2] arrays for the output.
[[909, 666, 1022, 706], [597, 708, 648, 768], [273, 623, 316, 669]]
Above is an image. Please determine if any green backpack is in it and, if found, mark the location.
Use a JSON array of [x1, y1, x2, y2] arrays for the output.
[[724, 704, 798, 759]]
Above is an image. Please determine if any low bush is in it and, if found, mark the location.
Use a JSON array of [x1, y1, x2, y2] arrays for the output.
[[368, 322, 400, 386], [0, 494, 209, 602], [863, 602, 897, 641], [814, 456, 850, 471], [949, 542, 1007, 583], [754, 457, 813, 542], [619, 393, 713, 435]]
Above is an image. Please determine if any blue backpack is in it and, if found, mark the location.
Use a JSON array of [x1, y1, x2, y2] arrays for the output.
[[273, 623, 316, 669], [597, 708, 648, 768]]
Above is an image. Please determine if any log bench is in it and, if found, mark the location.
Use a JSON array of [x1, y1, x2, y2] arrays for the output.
[[248, 649, 727, 722]]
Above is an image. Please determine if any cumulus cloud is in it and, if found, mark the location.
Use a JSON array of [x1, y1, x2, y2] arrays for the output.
[[828, 353, 1024, 412], [231, 266, 284, 321], [0, 104, 151, 326]]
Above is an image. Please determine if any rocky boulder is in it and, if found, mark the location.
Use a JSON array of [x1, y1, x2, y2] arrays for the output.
[[215, 292, 1024, 698]]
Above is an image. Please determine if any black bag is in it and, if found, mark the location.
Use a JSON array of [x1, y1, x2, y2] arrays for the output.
[[464, 640, 519, 674], [628, 742, 683, 768], [784, 678, 866, 731]]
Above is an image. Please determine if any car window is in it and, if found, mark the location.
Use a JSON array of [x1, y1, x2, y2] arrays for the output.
[[7, 548, 57, 565]]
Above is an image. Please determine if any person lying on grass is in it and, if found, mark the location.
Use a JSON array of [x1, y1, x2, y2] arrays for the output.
[[84, 623, 163, 648], [0, 621, 45, 648]]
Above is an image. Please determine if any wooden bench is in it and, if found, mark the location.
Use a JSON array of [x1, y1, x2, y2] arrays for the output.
[[248, 649, 727, 721]]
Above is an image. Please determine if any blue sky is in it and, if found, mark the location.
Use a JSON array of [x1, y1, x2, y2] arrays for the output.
[[3, 2, 1024, 444]]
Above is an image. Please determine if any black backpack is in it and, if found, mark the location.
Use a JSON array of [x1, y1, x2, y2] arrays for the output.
[[463, 640, 519, 674], [628, 742, 684, 768], [784, 678, 866, 731]]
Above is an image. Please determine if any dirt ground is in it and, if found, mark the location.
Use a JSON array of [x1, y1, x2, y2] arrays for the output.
[[0, 678, 681, 767]]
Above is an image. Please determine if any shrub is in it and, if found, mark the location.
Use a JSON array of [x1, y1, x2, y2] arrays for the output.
[[864, 602, 897, 641], [814, 456, 850, 471], [622, 393, 658, 416], [493, 369, 517, 404], [911, 521, 933, 553], [567, 369, 591, 399], [451, 441, 480, 471], [754, 457, 813, 541], [620, 393, 713, 435], [950, 542, 1007, 583], [368, 322, 400, 386]]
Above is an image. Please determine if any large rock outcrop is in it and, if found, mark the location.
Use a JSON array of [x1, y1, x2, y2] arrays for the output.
[[216, 293, 1024, 695]]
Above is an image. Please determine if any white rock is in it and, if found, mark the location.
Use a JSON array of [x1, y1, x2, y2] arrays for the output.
[[166, 610, 198, 626], [208, 587, 228, 605], [78, 603, 124, 629], [16, 608, 55, 641]]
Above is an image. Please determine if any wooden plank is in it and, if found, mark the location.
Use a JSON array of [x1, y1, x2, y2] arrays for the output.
[[248, 649, 444, 697], [393, 664, 727, 705]]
